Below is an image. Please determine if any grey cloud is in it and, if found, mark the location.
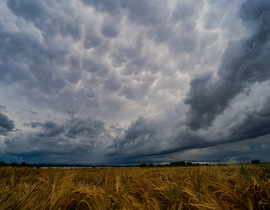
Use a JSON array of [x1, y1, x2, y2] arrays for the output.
[[81, 0, 122, 15], [103, 73, 121, 92], [108, 92, 270, 162], [64, 109, 75, 118], [3, 117, 108, 163], [7, 0, 82, 40], [169, 137, 269, 164], [25, 121, 64, 137], [0, 105, 6, 112], [83, 29, 102, 49], [0, 23, 67, 95], [185, 0, 270, 130], [25, 117, 106, 139], [153, 95, 270, 158], [145, 0, 201, 53], [82, 0, 167, 26], [118, 79, 152, 101], [83, 57, 109, 76], [66, 118, 105, 138], [168, 28, 197, 54], [3, 135, 92, 164], [123, 117, 157, 144], [123, 57, 146, 75], [2, 0, 105, 112], [2, 0, 270, 165], [7, 0, 49, 21], [229, 97, 270, 142], [121, 0, 167, 26], [202, 1, 232, 30], [0, 113, 15, 135], [171, 0, 199, 22], [107, 117, 172, 160], [2, 0, 204, 116], [29, 110, 38, 115], [101, 21, 119, 38], [20, 109, 38, 115], [110, 36, 144, 68]]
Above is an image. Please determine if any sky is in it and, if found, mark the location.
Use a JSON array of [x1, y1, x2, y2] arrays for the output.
[[0, 0, 270, 165]]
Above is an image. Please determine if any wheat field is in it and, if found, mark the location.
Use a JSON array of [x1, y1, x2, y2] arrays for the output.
[[0, 164, 269, 209]]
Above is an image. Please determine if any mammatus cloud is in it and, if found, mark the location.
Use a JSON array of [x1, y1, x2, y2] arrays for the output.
[[1, 0, 270, 164], [108, 0, 270, 163]]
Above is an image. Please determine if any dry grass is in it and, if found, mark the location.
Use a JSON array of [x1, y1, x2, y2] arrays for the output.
[[0, 164, 269, 209]]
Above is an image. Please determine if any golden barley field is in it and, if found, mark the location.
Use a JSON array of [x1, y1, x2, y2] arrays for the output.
[[0, 164, 269, 209]]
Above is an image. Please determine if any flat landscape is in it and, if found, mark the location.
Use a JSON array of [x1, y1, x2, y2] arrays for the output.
[[1, 3, 270, 210], [0, 164, 269, 209]]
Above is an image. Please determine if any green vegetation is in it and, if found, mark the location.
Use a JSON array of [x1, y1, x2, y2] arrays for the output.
[[239, 164, 252, 181], [189, 169, 202, 200]]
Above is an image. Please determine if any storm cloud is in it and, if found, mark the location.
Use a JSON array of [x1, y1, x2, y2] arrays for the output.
[[1, 0, 270, 164], [185, 0, 270, 130], [3, 117, 110, 164], [0, 112, 15, 135]]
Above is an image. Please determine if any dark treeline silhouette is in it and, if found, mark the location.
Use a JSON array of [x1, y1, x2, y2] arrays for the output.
[[0, 161, 29, 167], [170, 161, 200, 166], [0, 159, 264, 168], [139, 161, 207, 168], [251, 159, 261, 164]]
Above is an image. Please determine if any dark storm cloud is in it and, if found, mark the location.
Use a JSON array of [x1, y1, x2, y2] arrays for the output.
[[120, 117, 157, 146], [0, 22, 67, 95], [66, 118, 105, 138], [25, 121, 64, 137], [1, 0, 203, 115], [2, 0, 104, 110], [3, 117, 108, 163], [143, 95, 270, 159], [229, 97, 270, 142], [106, 116, 174, 162], [2, 0, 270, 165], [108, 92, 270, 163], [24, 118, 106, 139], [0, 113, 15, 135], [185, 0, 270, 130]]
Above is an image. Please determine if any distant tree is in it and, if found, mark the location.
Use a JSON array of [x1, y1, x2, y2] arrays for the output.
[[139, 164, 147, 167], [251, 159, 261, 164], [10, 162, 20, 167], [186, 162, 193, 166], [21, 162, 29, 167], [170, 161, 186, 166], [0, 161, 6, 167]]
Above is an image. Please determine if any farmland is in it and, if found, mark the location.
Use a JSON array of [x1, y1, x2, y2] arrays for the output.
[[0, 164, 269, 209]]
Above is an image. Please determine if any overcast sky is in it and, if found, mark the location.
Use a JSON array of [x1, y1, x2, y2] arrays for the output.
[[1, 0, 270, 165]]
